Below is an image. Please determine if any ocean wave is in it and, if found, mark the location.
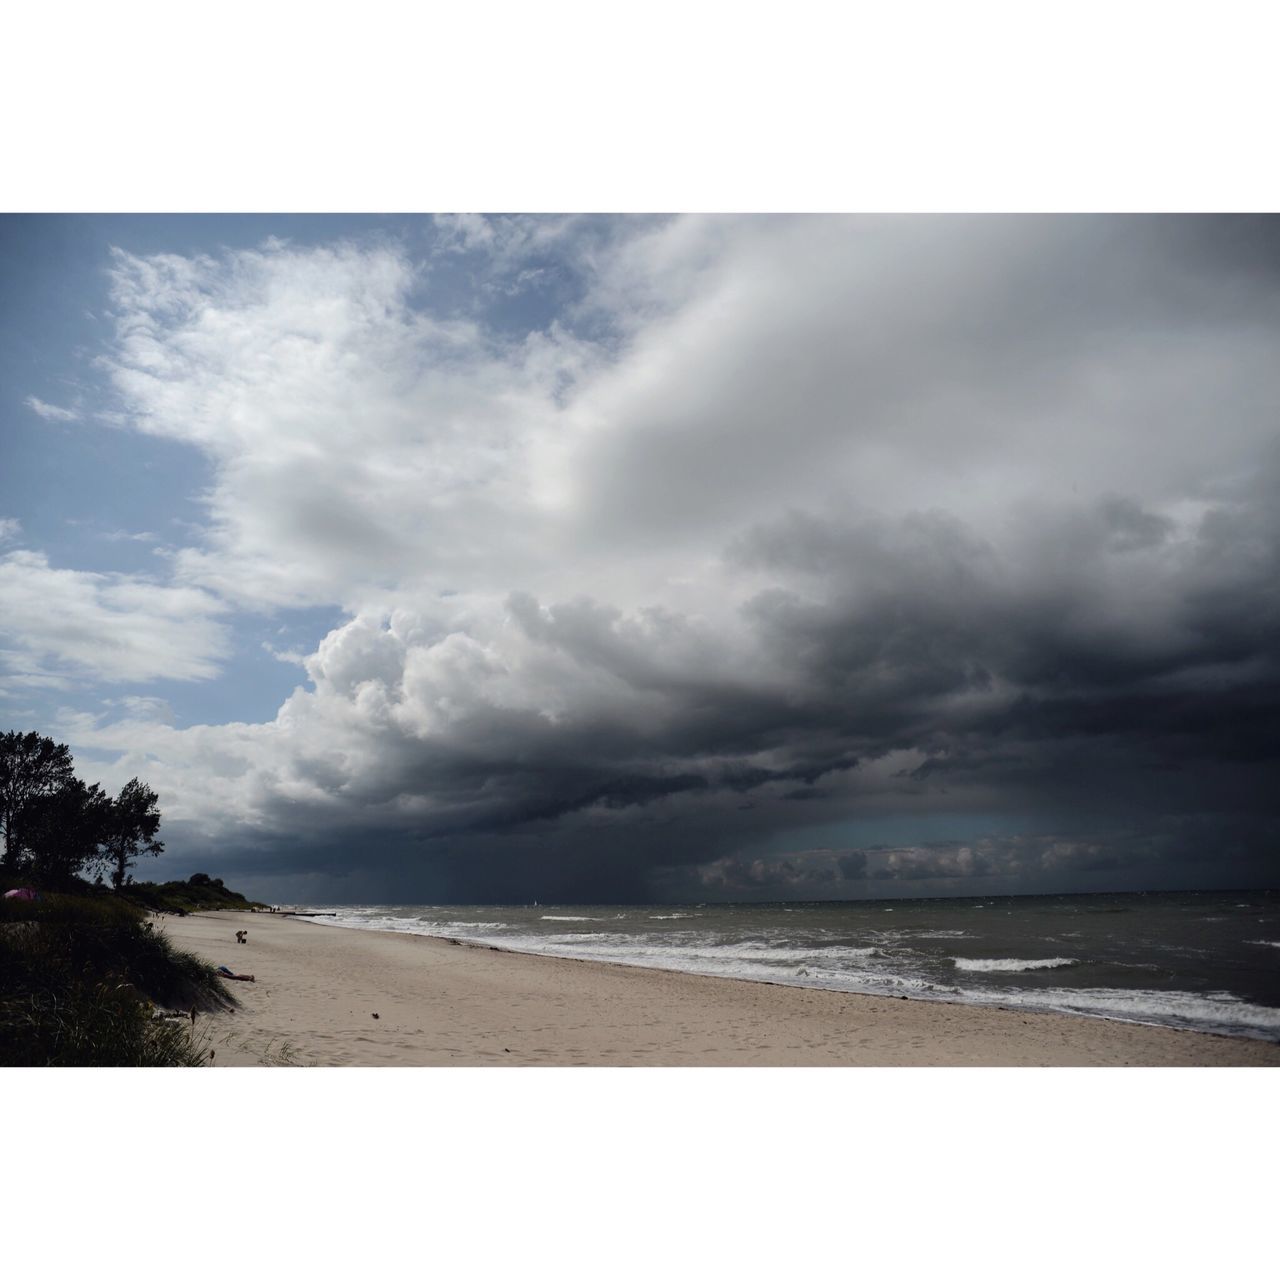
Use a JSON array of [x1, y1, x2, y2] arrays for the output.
[[1248, 940, 1280, 949], [953, 956, 1077, 972], [540, 915, 601, 921], [701, 941, 882, 962], [976, 987, 1280, 1038], [489, 936, 887, 969], [303, 914, 510, 939], [654, 941, 883, 964]]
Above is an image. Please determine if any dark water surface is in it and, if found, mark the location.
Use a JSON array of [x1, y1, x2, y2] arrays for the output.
[[292, 890, 1280, 1041]]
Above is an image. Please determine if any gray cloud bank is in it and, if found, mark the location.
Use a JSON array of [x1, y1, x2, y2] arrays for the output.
[[45, 215, 1280, 900]]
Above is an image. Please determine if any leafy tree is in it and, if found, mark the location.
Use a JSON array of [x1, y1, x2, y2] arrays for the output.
[[0, 731, 77, 869], [23, 779, 111, 886], [102, 778, 165, 890]]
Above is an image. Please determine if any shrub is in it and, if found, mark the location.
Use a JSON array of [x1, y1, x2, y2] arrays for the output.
[[0, 890, 235, 1067]]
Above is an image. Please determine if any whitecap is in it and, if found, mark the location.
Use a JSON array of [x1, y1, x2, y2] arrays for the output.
[[953, 956, 1077, 972], [973, 986, 1280, 1038]]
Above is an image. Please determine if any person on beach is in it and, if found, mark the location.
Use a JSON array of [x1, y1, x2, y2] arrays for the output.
[[215, 964, 255, 982]]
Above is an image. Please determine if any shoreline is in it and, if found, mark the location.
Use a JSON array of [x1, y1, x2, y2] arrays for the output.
[[317, 918, 1280, 1045], [161, 910, 1280, 1066]]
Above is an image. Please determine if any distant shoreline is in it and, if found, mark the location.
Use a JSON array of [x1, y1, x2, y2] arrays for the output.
[[162, 910, 1280, 1067]]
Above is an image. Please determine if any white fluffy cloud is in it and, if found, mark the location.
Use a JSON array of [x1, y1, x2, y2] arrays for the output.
[[103, 240, 592, 611], [101, 219, 1277, 615], [0, 549, 229, 685]]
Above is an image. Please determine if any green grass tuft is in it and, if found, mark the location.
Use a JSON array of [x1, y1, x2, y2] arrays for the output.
[[0, 890, 236, 1067]]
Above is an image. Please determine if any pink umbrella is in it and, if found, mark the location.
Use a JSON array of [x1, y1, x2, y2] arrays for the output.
[[3, 887, 38, 901]]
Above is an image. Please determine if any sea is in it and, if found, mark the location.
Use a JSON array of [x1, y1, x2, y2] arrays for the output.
[[288, 889, 1280, 1043]]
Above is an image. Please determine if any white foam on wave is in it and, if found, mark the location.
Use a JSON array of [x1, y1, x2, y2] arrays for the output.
[[697, 940, 882, 962], [953, 956, 1077, 972], [971, 986, 1280, 1038], [1248, 940, 1280, 949], [299, 913, 509, 939], [540, 915, 600, 921], [648, 913, 699, 920], [499, 934, 886, 970], [704, 941, 881, 964]]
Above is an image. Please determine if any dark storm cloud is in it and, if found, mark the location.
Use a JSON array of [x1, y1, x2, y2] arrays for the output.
[[184, 463, 1279, 901], [54, 215, 1280, 901], [159, 452, 1280, 901]]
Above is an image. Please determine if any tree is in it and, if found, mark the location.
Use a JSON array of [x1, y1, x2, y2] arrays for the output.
[[0, 731, 77, 869], [102, 778, 165, 890], [23, 779, 111, 886]]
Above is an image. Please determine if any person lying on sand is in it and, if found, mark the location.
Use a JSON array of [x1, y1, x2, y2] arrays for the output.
[[215, 964, 255, 983]]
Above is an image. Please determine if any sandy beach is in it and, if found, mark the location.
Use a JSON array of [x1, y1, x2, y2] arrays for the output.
[[161, 910, 1280, 1067]]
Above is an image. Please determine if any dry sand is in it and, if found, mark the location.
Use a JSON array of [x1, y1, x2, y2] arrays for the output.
[[161, 910, 1280, 1067]]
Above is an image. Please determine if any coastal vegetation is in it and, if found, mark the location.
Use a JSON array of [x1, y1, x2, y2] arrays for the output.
[[1, 730, 163, 887], [121, 872, 266, 915], [0, 729, 260, 1066], [0, 887, 234, 1066]]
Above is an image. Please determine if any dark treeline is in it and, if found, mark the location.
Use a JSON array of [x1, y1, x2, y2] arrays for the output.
[[0, 730, 248, 1066], [0, 730, 163, 890]]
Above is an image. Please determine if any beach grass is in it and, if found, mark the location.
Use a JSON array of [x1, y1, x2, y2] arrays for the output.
[[0, 888, 235, 1067]]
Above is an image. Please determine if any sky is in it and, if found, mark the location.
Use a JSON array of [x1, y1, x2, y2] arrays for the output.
[[2, 212, 1278, 903]]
